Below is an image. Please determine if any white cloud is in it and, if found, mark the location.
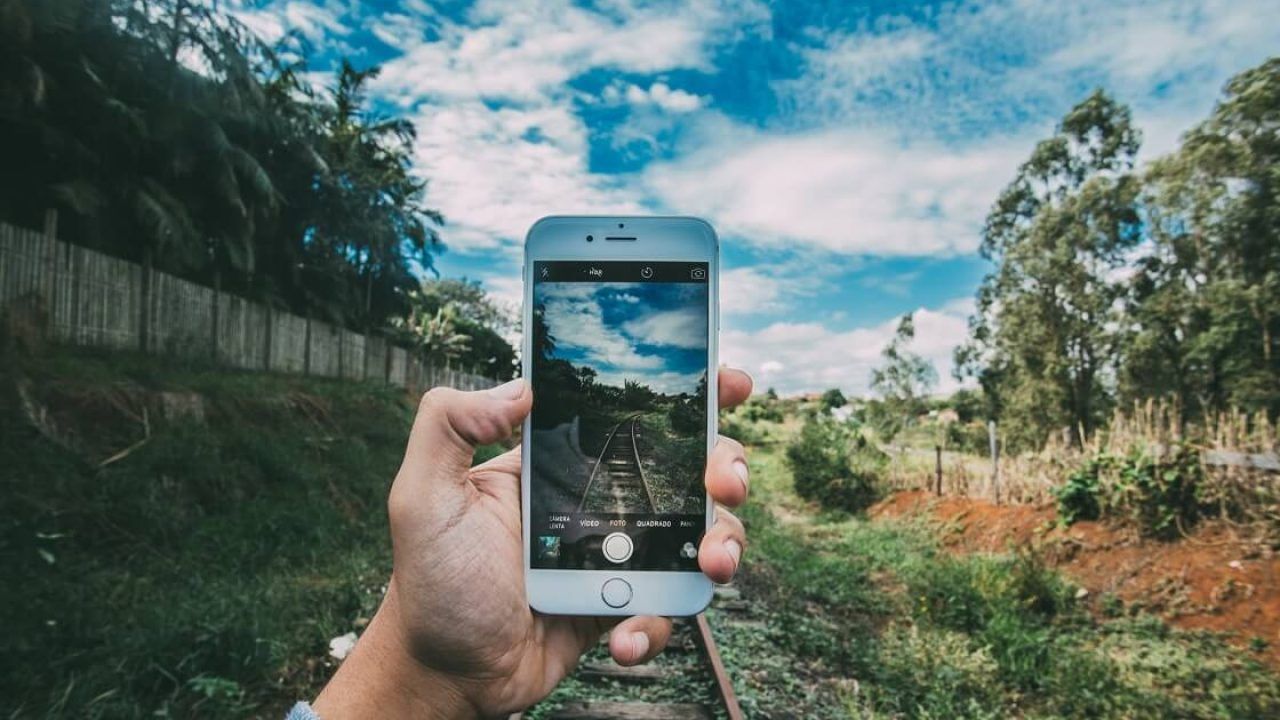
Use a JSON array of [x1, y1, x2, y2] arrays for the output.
[[228, 0, 352, 46], [623, 306, 707, 350], [783, 0, 1279, 156], [644, 122, 1028, 256], [721, 299, 975, 397], [540, 284, 663, 372], [360, 0, 767, 253], [595, 369, 704, 396], [620, 82, 706, 113], [370, 0, 767, 103], [720, 267, 785, 315], [409, 101, 644, 252]]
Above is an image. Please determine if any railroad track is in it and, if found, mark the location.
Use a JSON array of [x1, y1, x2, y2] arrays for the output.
[[578, 414, 657, 515], [515, 594, 745, 720]]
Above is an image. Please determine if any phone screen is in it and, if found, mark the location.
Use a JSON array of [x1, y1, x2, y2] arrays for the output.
[[529, 260, 709, 572]]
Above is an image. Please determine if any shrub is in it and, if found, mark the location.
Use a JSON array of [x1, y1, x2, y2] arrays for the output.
[[719, 413, 768, 445], [1055, 445, 1204, 539], [946, 419, 990, 454], [1054, 460, 1103, 525], [668, 396, 702, 435], [785, 417, 883, 512]]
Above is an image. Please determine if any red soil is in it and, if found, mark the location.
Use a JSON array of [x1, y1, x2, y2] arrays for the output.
[[870, 490, 1280, 668]]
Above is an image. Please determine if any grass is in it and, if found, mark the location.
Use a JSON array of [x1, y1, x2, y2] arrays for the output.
[[1, 346, 504, 718], [713, 444, 1280, 719], [8, 348, 1276, 719]]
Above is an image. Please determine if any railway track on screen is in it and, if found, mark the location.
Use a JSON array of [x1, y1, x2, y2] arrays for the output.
[[578, 413, 657, 515]]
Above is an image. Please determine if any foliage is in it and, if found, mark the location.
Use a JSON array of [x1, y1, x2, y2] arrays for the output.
[[1055, 445, 1206, 539], [391, 295, 470, 366], [667, 393, 703, 435], [870, 313, 936, 440], [785, 417, 883, 512], [956, 90, 1142, 452], [0, 347, 483, 716], [945, 420, 990, 454], [388, 278, 516, 376], [0, 0, 440, 331], [1054, 460, 1104, 525], [820, 387, 847, 410], [958, 59, 1280, 449], [1123, 58, 1280, 420], [717, 447, 1280, 719]]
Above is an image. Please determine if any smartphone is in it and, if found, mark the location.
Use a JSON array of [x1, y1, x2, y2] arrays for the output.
[[521, 216, 718, 616]]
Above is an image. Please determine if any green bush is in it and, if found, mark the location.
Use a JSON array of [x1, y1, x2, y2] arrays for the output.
[[945, 419, 989, 454], [784, 418, 883, 512], [667, 396, 702, 435], [1055, 445, 1204, 539], [1054, 460, 1104, 525], [719, 413, 768, 445]]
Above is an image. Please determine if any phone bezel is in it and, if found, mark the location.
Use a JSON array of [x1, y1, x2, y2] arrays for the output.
[[521, 215, 719, 616]]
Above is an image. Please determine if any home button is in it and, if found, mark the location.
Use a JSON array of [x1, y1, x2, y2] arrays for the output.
[[601, 578, 633, 608]]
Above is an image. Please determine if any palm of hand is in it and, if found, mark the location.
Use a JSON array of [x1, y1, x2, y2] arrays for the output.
[[388, 446, 606, 713]]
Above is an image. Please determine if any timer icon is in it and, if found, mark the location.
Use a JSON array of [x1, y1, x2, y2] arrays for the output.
[[640, 266, 654, 279]]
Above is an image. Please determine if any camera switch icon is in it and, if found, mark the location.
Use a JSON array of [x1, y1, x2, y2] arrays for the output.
[[690, 267, 706, 280]]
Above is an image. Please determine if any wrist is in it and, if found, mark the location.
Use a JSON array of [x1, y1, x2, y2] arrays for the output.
[[312, 584, 477, 720]]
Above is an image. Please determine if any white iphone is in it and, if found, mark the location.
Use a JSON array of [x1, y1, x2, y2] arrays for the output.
[[521, 216, 718, 616]]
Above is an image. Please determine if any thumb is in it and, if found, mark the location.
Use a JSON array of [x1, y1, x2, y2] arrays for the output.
[[400, 379, 531, 482]]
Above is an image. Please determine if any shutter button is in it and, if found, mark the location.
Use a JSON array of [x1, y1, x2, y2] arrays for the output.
[[602, 532, 633, 563]]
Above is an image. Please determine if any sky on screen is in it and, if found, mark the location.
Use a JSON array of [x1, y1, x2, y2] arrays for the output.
[[228, 0, 1279, 396], [539, 281, 708, 394]]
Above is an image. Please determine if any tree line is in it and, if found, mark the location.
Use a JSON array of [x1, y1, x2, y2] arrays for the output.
[[0, 0, 515, 375], [956, 58, 1280, 451]]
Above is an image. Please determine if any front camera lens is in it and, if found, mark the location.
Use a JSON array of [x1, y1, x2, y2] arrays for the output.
[[586, 235, 594, 242]]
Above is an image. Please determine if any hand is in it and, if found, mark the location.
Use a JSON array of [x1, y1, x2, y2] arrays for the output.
[[312, 368, 754, 719]]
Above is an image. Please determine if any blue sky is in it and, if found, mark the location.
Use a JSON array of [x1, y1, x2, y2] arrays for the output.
[[230, 0, 1280, 395], [538, 280, 708, 394]]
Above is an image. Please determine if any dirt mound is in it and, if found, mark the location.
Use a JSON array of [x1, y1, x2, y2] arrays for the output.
[[871, 490, 1280, 668]]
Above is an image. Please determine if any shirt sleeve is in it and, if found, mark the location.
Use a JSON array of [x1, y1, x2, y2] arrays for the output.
[[286, 701, 321, 720]]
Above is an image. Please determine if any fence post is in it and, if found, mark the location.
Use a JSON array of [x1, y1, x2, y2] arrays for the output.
[[262, 305, 272, 371], [935, 445, 943, 495], [988, 420, 1000, 505], [139, 247, 152, 353], [211, 270, 220, 362], [302, 313, 311, 375], [42, 207, 57, 294], [384, 339, 392, 385]]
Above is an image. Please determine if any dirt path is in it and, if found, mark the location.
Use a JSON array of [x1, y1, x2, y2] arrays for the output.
[[871, 490, 1280, 669]]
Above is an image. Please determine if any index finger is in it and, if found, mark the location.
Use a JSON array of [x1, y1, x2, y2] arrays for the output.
[[717, 367, 753, 411]]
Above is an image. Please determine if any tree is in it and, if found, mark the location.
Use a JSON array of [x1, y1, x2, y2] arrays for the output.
[[1123, 59, 1280, 418], [956, 91, 1142, 450], [391, 293, 469, 367], [411, 278, 517, 378], [0, 0, 442, 332], [871, 313, 937, 437], [820, 388, 847, 411]]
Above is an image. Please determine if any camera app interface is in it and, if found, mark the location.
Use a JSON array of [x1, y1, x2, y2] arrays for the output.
[[530, 261, 709, 572]]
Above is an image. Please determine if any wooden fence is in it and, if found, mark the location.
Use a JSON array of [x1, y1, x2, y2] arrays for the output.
[[0, 219, 497, 393]]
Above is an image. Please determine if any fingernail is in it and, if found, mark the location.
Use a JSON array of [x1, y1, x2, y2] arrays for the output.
[[732, 461, 749, 495], [631, 632, 649, 660], [488, 378, 526, 400], [725, 539, 742, 568]]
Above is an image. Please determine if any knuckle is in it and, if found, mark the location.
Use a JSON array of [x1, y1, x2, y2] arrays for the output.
[[418, 386, 453, 414], [716, 435, 745, 455]]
